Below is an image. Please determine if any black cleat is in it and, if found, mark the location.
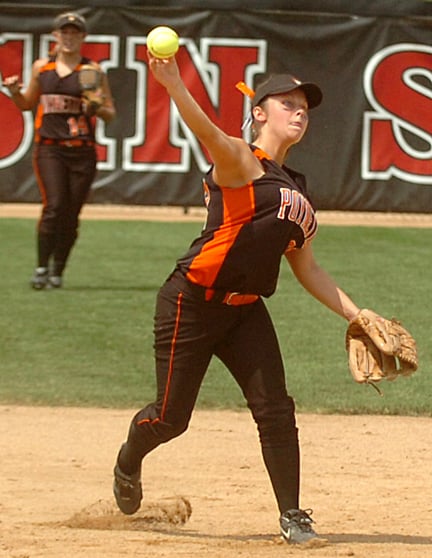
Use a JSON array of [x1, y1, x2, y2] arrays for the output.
[[113, 463, 142, 515]]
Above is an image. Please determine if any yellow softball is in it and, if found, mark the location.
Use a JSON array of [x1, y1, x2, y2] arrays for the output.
[[147, 26, 179, 59]]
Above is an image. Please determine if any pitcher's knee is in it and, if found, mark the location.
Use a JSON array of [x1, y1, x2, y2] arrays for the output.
[[251, 397, 298, 447], [132, 406, 190, 446], [154, 418, 189, 442]]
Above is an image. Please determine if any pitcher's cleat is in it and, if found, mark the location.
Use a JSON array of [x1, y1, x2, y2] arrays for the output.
[[280, 508, 318, 544], [113, 463, 142, 515]]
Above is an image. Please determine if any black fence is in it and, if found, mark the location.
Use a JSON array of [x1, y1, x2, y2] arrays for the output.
[[1, 1, 431, 211]]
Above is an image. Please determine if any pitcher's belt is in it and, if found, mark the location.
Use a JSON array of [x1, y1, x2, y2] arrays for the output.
[[37, 138, 95, 148], [169, 272, 259, 306]]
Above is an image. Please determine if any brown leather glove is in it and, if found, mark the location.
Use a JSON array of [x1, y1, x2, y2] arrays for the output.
[[346, 309, 418, 390], [79, 64, 104, 116]]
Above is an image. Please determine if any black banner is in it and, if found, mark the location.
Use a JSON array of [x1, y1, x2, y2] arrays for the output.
[[0, 3, 431, 211]]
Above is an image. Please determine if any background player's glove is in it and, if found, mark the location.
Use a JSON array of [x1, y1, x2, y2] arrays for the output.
[[79, 64, 104, 116], [345, 309, 418, 391]]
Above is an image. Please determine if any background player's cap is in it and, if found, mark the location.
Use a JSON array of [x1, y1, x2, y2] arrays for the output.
[[252, 73, 323, 109], [54, 12, 87, 33]]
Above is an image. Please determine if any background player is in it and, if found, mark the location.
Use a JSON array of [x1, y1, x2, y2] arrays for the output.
[[113, 51, 366, 543], [4, 12, 116, 289]]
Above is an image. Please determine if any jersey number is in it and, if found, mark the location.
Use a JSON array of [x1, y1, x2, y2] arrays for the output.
[[67, 116, 90, 137]]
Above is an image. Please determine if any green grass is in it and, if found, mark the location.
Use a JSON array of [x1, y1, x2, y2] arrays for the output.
[[1, 217, 430, 415]]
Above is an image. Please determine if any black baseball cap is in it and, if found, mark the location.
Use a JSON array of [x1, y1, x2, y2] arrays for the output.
[[252, 73, 323, 109], [54, 12, 87, 33]]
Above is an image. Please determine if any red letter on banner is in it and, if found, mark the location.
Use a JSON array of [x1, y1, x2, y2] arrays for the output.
[[0, 36, 32, 163], [370, 119, 432, 177], [127, 40, 263, 171], [365, 47, 432, 181]]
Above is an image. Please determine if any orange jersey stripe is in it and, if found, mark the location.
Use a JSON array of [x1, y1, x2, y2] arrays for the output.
[[34, 104, 44, 136], [186, 182, 256, 286], [39, 61, 56, 73], [34, 61, 56, 136]]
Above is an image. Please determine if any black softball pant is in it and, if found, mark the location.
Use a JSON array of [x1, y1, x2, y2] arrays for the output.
[[120, 272, 301, 513], [32, 144, 97, 274]]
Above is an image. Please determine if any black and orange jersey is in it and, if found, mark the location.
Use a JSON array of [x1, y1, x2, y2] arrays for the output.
[[34, 56, 95, 142], [176, 145, 318, 297]]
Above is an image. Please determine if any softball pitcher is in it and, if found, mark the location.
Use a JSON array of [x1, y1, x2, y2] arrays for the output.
[[113, 51, 362, 544]]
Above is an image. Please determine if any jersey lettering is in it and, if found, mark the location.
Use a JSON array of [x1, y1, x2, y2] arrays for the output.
[[278, 188, 317, 241], [40, 94, 81, 114]]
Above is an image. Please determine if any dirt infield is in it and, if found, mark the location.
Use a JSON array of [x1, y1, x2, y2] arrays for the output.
[[1, 205, 431, 557], [1, 405, 431, 558]]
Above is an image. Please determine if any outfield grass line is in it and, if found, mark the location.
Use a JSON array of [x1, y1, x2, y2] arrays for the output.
[[1, 202, 432, 227], [0, 203, 208, 222]]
